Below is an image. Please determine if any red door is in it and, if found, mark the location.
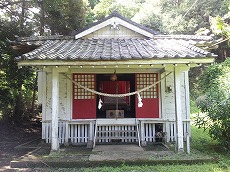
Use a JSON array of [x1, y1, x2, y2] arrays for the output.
[[72, 74, 96, 119], [135, 73, 159, 118]]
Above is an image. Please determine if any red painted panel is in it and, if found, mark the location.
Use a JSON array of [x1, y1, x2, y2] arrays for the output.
[[136, 98, 159, 118], [72, 74, 96, 119], [135, 73, 159, 118], [102, 81, 126, 94], [72, 99, 96, 119]]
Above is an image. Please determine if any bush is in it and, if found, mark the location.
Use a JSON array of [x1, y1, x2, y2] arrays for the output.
[[195, 59, 230, 150]]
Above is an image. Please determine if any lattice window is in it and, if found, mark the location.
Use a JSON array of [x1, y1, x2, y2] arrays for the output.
[[136, 73, 158, 98], [73, 74, 95, 99]]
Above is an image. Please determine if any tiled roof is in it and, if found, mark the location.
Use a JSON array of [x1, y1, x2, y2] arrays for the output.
[[13, 34, 218, 50], [18, 38, 216, 61]]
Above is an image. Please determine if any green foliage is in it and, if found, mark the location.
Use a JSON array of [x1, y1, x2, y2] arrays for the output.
[[190, 98, 200, 114], [195, 59, 230, 150], [209, 15, 230, 49], [132, 0, 163, 32], [43, 0, 89, 35], [0, 21, 35, 122], [93, 0, 141, 20], [130, 0, 230, 34]]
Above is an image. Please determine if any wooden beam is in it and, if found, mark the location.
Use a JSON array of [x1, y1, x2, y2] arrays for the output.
[[51, 67, 59, 151], [174, 67, 184, 152], [18, 58, 215, 67]]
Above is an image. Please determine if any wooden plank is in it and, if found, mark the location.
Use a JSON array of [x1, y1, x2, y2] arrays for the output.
[[77, 124, 80, 143], [65, 121, 69, 145], [145, 124, 149, 142], [96, 118, 136, 125]]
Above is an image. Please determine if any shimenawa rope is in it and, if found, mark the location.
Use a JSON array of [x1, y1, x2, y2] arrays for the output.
[[63, 72, 172, 98]]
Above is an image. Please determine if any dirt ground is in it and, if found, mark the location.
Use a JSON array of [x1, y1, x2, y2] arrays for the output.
[[0, 121, 41, 171]]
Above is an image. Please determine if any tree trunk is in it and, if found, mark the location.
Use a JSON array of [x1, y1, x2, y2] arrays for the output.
[[20, 0, 26, 35], [39, 0, 45, 35], [31, 72, 38, 117], [13, 90, 24, 123]]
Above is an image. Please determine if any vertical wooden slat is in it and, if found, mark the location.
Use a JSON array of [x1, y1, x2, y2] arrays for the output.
[[165, 122, 170, 142], [145, 124, 149, 142], [81, 124, 84, 142], [64, 122, 69, 145], [84, 124, 88, 142], [140, 121, 145, 145], [152, 123, 156, 142]]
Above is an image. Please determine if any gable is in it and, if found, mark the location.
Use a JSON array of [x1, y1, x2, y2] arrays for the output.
[[82, 25, 146, 39], [75, 12, 155, 39]]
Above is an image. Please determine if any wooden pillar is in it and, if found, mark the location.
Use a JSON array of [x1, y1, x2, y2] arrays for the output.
[[174, 67, 184, 152], [87, 121, 94, 148], [64, 121, 69, 146], [140, 120, 147, 146], [51, 67, 59, 151], [184, 71, 191, 153]]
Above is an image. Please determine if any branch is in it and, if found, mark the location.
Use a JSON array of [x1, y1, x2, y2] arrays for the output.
[[0, 0, 30, 9]]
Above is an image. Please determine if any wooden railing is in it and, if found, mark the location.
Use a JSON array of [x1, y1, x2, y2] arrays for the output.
[[42, 119, 190, 147]]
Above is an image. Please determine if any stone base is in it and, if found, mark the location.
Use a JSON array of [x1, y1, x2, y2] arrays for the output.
[[87, 140, 93, 148], [141, 141, 147, 147]]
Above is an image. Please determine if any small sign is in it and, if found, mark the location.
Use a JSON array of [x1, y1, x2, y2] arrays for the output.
[[106, 110, 124, 118]]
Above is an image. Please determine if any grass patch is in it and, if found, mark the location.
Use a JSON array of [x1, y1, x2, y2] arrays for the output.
[[56, 126, 229, 172], [32, 126, 230, 171]]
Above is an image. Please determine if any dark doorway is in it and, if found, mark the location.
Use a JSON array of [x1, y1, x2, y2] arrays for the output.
[[96, 74, 135, 118]]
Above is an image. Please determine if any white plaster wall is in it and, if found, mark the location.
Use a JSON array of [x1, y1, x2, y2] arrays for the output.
[[161, 71, 188, 120], [44, 72, 69, 121], [163, 72, 175, 120], [83, 25, 146, 39]]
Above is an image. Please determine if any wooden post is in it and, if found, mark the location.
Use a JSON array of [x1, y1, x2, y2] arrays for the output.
[[186, 132, 190, 154], [51, 67, 59, 151], [87, 121, 94, 148], [184, 71, 191, 153], [140, 120, 147, 146], [174, 67, 184, 152], [64, 121, 69, 146]]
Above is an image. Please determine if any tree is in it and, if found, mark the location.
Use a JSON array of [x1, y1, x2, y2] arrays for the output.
[[43, 0, 89, 35], [0, 21, 35, 123], [93, 0, 141, 20], [195, 59, 230, 150], [0, 0, 92, 123], [133, 0, 230, 34], [132, 0, 163, 32], [209, 14, 230, 61]]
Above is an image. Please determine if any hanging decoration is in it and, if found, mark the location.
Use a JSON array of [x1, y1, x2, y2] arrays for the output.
[[98, 98, 103, 109], [137, 93, 143, 108], [110, 69, 117, 81]]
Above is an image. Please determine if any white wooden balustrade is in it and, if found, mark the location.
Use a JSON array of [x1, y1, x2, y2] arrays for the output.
[[42, 119, 190, 147]]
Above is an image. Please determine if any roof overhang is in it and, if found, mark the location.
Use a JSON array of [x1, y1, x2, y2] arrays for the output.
[[18, 58, 215, 67]]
